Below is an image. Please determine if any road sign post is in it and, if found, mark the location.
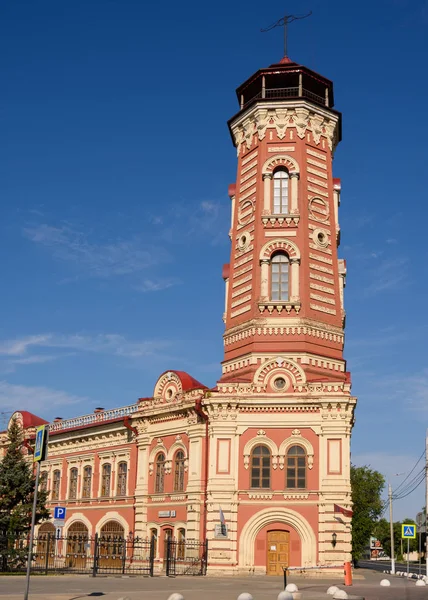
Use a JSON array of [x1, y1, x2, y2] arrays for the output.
[[402, 524, 416, 578], [24, 425, 49, 600]]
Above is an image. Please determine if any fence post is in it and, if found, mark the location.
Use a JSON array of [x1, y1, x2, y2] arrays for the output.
[[203, 539, 208, 575], [166, 537, 171, 577], [149, 536, 155, 577], [45, 534, 51, 575], [121, 537, 126, 575], [92, 533, 99, 578]]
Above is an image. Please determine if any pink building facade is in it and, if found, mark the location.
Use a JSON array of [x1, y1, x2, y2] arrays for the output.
[[2, 53, 356, 575]]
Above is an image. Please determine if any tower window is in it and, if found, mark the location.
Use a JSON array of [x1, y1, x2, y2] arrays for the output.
[[286, 445, 306, 489], [273, 169, 289, 214], [271, 253, 289, 301], [250, 445, 271, 489]]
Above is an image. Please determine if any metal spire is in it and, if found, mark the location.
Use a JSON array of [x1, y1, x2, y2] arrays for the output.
[[261, 11, 312, 58]]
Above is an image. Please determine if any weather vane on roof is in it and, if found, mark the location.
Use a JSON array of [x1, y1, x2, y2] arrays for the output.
[[261, 11, 312, 58]]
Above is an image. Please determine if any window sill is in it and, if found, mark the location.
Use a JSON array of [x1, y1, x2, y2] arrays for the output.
[[262, 213, 300, 227], [258, 300, 301, 314]]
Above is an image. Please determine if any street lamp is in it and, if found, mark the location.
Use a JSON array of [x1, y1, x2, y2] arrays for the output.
[[331, 533, 337, 548], [389, 472, 405, 575]]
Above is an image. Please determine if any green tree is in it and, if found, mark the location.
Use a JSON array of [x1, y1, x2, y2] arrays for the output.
[[374, 517, 418, 561], [0, 418, 49, 535], [350, 465, 385, 560]]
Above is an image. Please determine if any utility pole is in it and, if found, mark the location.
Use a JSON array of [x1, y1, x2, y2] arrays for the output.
[[389, 482, 396, 574]]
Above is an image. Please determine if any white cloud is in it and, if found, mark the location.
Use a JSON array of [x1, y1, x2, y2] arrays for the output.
[[0, 381, 87, 413], [364, 258, 409, 296], [23, 224, 169, 278], [0, 335, 52, 356], [0, 333, 171, 363], [134, 278, 181, 293]]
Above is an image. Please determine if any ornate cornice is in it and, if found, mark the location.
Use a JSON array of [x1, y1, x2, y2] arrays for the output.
[[231, 103, 340, 154]]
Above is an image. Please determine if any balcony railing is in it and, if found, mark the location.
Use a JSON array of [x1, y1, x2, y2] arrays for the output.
[[49, 404, 139, 432], [242, 87, 326, 109]]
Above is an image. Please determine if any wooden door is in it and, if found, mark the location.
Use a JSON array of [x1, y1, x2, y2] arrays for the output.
[[266, 530, 290, 576]]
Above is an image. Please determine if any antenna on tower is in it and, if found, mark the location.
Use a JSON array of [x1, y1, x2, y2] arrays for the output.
[[261, 11, 312, 59]]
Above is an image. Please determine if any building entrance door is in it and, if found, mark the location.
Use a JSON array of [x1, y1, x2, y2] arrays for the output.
[[266, 530, 290, 576]]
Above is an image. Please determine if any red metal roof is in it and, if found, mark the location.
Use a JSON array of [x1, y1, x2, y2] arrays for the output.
[[159, 370, 208, 392], [12, 410, 49, 429]]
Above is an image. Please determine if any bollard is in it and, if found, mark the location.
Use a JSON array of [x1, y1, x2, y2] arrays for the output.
[[167, 595, 185, 600], [237, 594, 253, 600], [344, 561, 352, 586], [380, 579, 390, 587], [327, 586, 339, 596], [277, 592, 293, 600]]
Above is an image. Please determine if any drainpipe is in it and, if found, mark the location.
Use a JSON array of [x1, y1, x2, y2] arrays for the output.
[[123, 416, 139, 539], [194, 396, 209, 542], [123, 416, 138, 437]]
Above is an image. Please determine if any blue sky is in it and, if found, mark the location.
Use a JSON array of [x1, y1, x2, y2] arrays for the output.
[[1, 0, 427, 519]]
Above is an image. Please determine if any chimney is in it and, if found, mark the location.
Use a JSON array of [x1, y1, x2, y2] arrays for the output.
[[94, 407, 104, 413], [54, 417, 63, 422]]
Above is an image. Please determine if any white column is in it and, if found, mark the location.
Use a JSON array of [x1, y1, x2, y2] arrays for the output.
[[289, 172, 299, 213], [262, 173, 272, 213], [290, 258, 300, 300], [230, 194, 235, 233], [260, 259, 269, 299], [223, 278, 229, 322]]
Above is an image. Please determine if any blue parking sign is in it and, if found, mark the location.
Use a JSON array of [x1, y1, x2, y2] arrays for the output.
[[54, 506, 66, 520]]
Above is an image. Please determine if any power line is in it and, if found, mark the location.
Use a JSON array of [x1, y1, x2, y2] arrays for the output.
[[394, 449, 426, 495]]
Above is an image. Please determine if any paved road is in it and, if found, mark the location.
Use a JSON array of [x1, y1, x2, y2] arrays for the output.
[[1, 569, 428, 600], [358, 559, 427, 576]]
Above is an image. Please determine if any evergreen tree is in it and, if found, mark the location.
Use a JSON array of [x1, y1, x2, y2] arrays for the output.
[[351, 465, 385, 560], [0, 418, 49, 535]]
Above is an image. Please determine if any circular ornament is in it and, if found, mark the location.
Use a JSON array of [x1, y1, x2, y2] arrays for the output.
[[308, 197, 329, 223]]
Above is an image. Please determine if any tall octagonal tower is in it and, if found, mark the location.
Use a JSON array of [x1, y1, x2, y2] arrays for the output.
[[206, 56, 356, 574]]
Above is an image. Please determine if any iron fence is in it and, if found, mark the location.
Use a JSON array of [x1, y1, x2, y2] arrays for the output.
[[0, 533, 207, 577], [165, 537, 208, 576], [0, 533, 154, 576]]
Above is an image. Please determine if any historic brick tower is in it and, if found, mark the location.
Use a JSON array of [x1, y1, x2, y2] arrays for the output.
[[206, 55, 356, 573], [2, 52, 357, 578]]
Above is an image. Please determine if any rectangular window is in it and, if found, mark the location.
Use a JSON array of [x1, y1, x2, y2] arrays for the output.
[[52, 470, 61, 500], [69, 467, 78, 499]]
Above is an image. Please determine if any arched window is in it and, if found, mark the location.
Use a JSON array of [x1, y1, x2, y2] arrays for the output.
[[177, 528, 186, 560], [155, 453, 165, 493], [40, 471, 48, 492], [150, 528, 158, 558], [69, 467, 78, 499], [174, 451, 185, 492], [52, 470, 61, 500], [271, 253, 289, 301], [273, 169, 289, 214], [250, 445, 271, 489], [116, 462, 127, 496], [101, 463, 111, 497], [286, 445, 306, 489], [82, 466, 92, 498]]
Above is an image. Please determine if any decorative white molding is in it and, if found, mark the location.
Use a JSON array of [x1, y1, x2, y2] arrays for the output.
[[231, 105, 339, 154]]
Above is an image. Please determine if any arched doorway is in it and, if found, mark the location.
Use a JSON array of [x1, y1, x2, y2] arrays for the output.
[[98, 520, 125, 570], [266, 530, 290, 575], [66, 522, 89, 570], [35, 523, 55, 568]]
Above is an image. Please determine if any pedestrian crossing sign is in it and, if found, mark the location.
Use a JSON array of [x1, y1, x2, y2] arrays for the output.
[[402, 524, 416, 539]]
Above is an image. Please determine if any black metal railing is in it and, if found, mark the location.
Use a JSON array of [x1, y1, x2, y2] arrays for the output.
[[165, 537, 208, 577], [243, 87, 326, 109], [0, 533, 207, 577]]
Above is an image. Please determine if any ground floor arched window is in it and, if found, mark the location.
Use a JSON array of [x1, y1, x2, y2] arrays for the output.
[[98, 521, 125, 570]]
